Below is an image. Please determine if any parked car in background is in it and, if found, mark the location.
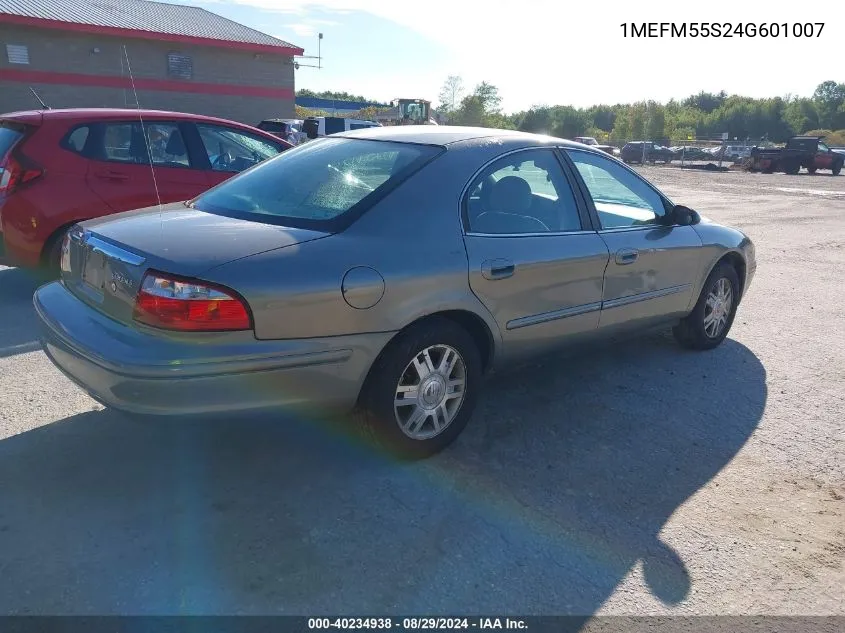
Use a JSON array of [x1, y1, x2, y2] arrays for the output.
[[0, 108, 292, 270], [621, 141, 675, 164], [573, 136, 620, 156], [669, 146, 711, 161], [750, 136, 843, 175], [257, 118, 304, 145], [725, 146, 752, 162], [34, 127, 756, 459], [304, 116, 381, 137], [707, 145, 752, 162]]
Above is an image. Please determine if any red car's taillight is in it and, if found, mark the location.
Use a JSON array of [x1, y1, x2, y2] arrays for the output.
[[133, 272, 252, 332], [0, 150, 44, 195]]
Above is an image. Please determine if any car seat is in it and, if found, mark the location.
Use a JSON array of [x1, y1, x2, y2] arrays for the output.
[[473, 176, 550, 234]]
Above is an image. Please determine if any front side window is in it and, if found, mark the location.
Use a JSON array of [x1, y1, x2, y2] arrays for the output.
[[567, 150, 667, 229], [464, 149, 583, 234], [197, 124, 284, 173], [819, 142, 831, 152], [191, 137, 439, 230]]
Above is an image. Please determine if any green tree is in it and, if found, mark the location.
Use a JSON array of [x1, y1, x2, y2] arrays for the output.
[[437, 75, 465, 114], [784, 98, 819, 134], [550, 106, 588, 138], [627, 102, 647, 140], [645, 102, 666, 141], [812, 81, 845, 129], [682, 91, 727, 113], [296, 88, 372, 103], [588, 105, 616, 132], [474, 82, 503, 114], [452, 95, 485, 126], [517, 106, 557, 134]]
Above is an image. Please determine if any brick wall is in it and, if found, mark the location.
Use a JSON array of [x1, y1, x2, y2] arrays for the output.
[[0, 24, 295, 124]]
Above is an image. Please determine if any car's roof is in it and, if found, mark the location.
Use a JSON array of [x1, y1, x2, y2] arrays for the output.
[[2, 108, 264, 127], [1, 108, 287, 142], [334, 125, 584, 148]]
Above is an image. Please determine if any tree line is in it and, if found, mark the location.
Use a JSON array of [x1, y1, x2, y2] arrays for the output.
[[436, 76, 845, 145]]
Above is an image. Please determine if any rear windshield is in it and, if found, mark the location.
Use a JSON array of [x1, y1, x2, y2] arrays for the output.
[[0, 123, 25, 158], [0, 123, 25, 188], [191, 137, 440, 231]]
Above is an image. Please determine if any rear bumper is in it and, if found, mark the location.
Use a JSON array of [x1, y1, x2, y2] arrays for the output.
[[34, 281, 393, 417]]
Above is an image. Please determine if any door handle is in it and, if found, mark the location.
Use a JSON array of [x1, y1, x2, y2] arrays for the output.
[[95, 171, 129, 181], [481, 259, 515, 280], [615, 248, 639, 265]]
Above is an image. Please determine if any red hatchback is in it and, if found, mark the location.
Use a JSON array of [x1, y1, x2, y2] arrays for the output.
[[0, 108, 292, 269]]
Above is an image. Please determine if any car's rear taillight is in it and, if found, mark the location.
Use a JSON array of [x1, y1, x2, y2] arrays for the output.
[[133, 272, 252, 332], [0, 150, 44, 195]]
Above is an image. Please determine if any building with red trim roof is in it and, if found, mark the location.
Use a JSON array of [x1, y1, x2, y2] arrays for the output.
[[0, 0, 303, 123]]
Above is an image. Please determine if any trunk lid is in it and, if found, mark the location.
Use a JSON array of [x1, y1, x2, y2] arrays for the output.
[[63, 203, 330, 325]]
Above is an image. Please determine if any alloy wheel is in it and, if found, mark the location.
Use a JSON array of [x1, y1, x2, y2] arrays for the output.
[[393, 344, 467, 440], [703, 278, 733, 338]]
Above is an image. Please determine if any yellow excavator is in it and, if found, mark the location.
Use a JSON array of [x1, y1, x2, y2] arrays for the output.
[[375, 98, 438, 126]]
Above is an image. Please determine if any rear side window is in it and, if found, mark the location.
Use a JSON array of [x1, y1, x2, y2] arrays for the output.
[[191, 137, 440, 231], [62, 126, 91, 154]]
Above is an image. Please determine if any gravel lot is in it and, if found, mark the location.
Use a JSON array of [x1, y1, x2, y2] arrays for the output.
[[0, 168, 843, 616]]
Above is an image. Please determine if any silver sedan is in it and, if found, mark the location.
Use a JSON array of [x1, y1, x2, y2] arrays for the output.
[[34, 126, 756, 458]]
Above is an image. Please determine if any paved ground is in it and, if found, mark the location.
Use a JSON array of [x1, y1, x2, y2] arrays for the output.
[[0, 168, 843, 616]]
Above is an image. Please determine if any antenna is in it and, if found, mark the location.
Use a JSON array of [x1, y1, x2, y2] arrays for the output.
[[290, 33, 324, 69], [122, 45, 164, 236], [29, 87, 50, 110]]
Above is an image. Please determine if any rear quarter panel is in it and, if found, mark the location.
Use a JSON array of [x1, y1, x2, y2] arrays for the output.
[[201, 140, 533, 351], [2, 119, 110, 265]]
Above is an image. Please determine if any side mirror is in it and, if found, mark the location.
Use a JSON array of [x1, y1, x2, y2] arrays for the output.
[[670, 205, 701, 226]]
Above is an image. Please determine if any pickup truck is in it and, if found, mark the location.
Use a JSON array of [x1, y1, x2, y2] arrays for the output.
[[573, 137, 620, 156], [749, 136, 843, 175]]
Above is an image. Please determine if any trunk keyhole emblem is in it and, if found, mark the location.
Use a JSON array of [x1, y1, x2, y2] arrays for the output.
[[110, 282, 117, 293]]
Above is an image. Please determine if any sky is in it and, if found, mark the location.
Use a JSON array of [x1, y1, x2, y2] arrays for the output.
[[186, 0, 842, 113]]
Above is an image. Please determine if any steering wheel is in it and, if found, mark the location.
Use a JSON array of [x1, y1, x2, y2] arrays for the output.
[[212, 152, 232, 169]]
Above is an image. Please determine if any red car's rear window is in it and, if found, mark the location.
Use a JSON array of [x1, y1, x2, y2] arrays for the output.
[[0, 121, 26, 158]]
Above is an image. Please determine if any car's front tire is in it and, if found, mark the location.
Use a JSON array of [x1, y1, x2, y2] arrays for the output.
[[356, 317, 482, 460], [673, 262, 741, 351]]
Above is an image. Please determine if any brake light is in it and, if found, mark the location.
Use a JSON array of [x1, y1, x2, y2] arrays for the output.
[[133, 272, 251, 331], [0, 150, 44, 195]]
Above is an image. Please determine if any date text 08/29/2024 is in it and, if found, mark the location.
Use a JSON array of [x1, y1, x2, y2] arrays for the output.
[[307, 618, 528, 630], [620, 22, 825, 38]]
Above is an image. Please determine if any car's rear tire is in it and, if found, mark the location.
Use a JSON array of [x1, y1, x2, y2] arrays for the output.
[[355, 317, 482, 460], [40, 226, 71, 279], [673, 262, 740, 351]]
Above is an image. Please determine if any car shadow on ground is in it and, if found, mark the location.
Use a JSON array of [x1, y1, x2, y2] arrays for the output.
[[0, 332, 766, 617], [0, 266, 44, 359]]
